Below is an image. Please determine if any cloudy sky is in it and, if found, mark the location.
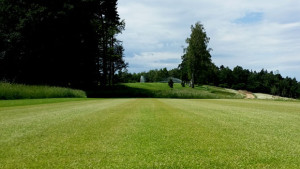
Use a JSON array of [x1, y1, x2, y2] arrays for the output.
[[117, 0, 300, 80]]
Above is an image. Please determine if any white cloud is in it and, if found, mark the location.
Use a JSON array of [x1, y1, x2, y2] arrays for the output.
[[126, 52, 181, 72], [118, 0, 300, 80]]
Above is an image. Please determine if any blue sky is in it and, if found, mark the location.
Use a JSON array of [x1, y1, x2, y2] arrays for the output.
[[234, 12, 263, 24], [117, 0, 300, 80]]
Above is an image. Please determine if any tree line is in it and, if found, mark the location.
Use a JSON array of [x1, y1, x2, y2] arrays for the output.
[[116, 68, 181, 83], [199, 65, 300, 98], [117, 65, 300, 98], [178, 22, 300, 98], [118, 21, 300, 99], [0, 0, 127, 88]]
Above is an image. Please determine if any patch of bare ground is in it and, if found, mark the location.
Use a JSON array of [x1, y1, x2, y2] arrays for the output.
[[254, 93, 294, 100], [238, 90, 255, 99]]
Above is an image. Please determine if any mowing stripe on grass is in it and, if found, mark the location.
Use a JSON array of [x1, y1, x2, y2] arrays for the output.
[[0, 99, 137, 168], [160, 99, 300, 167], [0, 99, 300, 168]]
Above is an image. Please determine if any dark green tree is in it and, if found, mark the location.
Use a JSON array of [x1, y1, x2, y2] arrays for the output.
[[231, 66, 249, 90], [0, 0, 101, 86], [218, 65, 233, 88], [0, 0, 126, 87], [178, 54, 189, 83], [169, 68, 181, 79], [184, 22, 212, 88], [96, 0, 127, 86]]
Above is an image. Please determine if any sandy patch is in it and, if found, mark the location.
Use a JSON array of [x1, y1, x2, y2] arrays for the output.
[[254, 93, 292, 100], [238, 90, 255, 99]]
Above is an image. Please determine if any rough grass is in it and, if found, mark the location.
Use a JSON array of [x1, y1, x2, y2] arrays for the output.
[[1, 98, 300, 168], [87, 83, 244, 99], [0, 82, 87, 99]]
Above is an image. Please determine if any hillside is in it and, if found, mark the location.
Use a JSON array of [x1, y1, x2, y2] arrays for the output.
[[87, 83, 244, 99], [1, 82, 293, 100], [86, 83, 296, 100], [0, 82, 87, 100]]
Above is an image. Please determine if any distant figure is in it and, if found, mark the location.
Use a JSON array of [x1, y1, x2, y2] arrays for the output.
[[140, 76, 145, 83], [181, 81, 185, 87], [168, 79, 174, 88]]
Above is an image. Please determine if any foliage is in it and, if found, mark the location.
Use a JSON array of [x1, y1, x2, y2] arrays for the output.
[[117, 62, 300, 99], [117, 65, 299, 98], [0, 82, 86, 99], [1, 98, 300, 168], [216, 66, 300, 98], [176, 22, 300, 99], [181, 81, 185, 87], [116, 67, 181, 83], [0, 0, 127, 87], [178, 54, 189, 83], [183, 22, 213, 87]]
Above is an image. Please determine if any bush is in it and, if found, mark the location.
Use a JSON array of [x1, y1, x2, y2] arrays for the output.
[[168, 79, 174, 88], [181, 81, 185, 87]]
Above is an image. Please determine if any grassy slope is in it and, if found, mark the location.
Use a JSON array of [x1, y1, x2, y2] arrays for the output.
[[0, 82, 87, 100], [1, 98, 300, 168], [87, 83, 244, 99]]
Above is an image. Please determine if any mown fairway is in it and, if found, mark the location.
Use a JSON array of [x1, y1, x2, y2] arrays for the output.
[[1, 99, 300, 168]]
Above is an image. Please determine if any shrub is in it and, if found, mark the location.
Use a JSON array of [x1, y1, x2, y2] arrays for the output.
[[168, 79, 174, 88], [181, 81, 185, 87]]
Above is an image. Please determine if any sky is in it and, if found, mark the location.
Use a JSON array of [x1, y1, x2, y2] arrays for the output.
[[117, 0, 300, 80]]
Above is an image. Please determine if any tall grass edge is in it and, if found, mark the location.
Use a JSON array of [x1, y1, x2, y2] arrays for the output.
[[0, 82, 87, 100]]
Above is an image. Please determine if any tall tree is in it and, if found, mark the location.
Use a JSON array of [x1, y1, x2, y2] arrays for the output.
[[0, 0, 100, 86], [178, 54, 189, 83], [184, 22, 212, 88], [96, 0, 127, 86], [0, 0, 126, 87]]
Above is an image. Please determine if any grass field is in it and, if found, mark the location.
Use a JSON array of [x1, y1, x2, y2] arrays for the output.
[[87, 83, 244, 99], [1, 98, 300, 168]]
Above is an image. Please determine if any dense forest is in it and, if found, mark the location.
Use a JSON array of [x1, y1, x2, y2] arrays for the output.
[[0, 0, 127, 88]]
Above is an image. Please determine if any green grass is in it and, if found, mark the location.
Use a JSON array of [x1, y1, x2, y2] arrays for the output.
[[0, 82, 87, 99], [87, 83, 244, 99], [0, 98, 88, 107], [1, 98, 300, 168]]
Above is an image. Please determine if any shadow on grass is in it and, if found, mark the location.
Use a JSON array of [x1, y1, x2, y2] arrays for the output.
[[86, 84, 155, 98], [85, 84, 245, 99]]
